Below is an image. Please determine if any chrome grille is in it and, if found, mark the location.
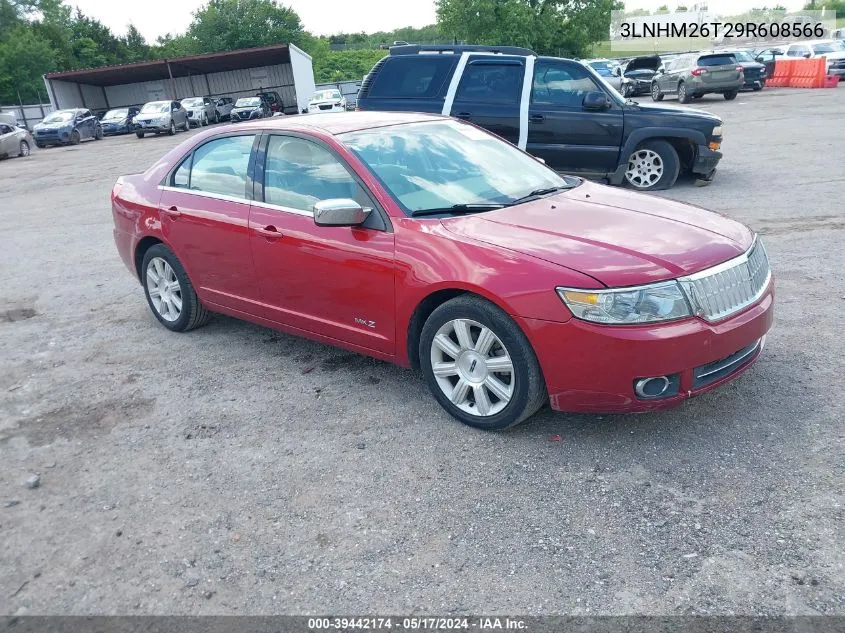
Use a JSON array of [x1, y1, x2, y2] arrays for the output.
[[681, 239, 770, 322]]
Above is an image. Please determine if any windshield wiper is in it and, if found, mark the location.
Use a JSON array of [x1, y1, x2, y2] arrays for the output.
[[411, 203, 505, 217], [507, 184, 574, 206]]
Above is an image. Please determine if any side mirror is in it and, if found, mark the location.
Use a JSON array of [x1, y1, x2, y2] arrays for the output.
[[614, 67, 622, 76], [656, 66, 665, 74], [313, 199, 371, 227], [582, 91, 610, 111]]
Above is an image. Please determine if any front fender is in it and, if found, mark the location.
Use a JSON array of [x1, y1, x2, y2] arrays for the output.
[[610, 127, 708, 185]]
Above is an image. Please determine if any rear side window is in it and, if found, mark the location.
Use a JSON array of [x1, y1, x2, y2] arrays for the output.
[[697, 54, 736, 66], [455, 61, 524, 104], [368, 56, 457, 98], [172, 135, 255, 199]]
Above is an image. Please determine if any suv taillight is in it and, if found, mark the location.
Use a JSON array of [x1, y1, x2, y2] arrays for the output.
[[690, 67, 708, 76]]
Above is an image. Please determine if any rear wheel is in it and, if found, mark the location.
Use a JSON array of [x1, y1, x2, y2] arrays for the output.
[[651, 82, 664, 101], [19, 140, 30, 157], [70, 130, 80, 145], [624, 139, 680, 191], [168, 120, 176, 136], [724, 90, 739, 100], [678, 81, 691, 103], [419, 295, 546, 430], [136, 131, 145, 139], [141, 244, 211, 332]]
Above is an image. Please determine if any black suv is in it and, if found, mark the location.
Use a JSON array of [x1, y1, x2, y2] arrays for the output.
[[357, 45, 723, 190]]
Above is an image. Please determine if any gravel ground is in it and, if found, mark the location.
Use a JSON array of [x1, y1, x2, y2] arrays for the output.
[[1, 88, 844, 616]]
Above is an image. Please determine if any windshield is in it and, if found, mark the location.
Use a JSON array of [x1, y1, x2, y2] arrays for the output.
[[103, 108, 129, 120], [732, 51, 755, 62], [583, 65, 626, 104], [141, 102, 170, 113], [312, 90, 342, 101], [235, 98, 260, 107], [42, 111, 74, 123], [588, 61, 613, 76], [340, 120, 577, 216], [812, 42, 837, 54], [181, 98, 204, 106]]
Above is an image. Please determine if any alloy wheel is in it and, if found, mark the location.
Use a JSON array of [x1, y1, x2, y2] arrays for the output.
[[146, 257, 183, 322], [19, 141, 30, 157], [429, 318, 515, 417], [625, 148, 664, 189]]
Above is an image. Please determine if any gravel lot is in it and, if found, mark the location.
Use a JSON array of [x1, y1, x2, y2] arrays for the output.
[[1, 88, 844, 616]]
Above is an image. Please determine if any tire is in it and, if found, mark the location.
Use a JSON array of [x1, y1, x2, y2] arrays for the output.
[[419, 295, 546, 430], [752, 85, 763, 92], [168, 120, 176, 136], [36, 142, 45, 149], [621, 83, 632, 98], [18, 140, 30, 157], [141, 244, 211, 333], [70, 130, 80, 145], [95, 125, 103, 140], [202, 113, 208, 126], [724, 90, 739, 100], [693, 94, 704, 99], [136, 131, 145, 139], [651, 82, 663, 101], [213, 110, 219, 123], [624, 139, 680, 191], [678, 81, 691, 104]]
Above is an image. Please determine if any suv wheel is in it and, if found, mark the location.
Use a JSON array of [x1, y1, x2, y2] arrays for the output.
[[624, 140, 680, 191], [724, 90, 738, 100], [651, 82, 664, 101], [419, 295, 546, 430], [678, 81, 691, 103]]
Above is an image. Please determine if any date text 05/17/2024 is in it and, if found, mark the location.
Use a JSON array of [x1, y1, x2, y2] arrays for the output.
[[307, 617, 528, 630]]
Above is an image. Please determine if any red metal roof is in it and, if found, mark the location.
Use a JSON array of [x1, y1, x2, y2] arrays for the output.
[[45, 45, 294, 87]]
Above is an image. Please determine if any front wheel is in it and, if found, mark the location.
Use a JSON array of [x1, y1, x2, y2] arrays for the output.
[[168, 120, 176, 135], [621, 83, 632, 98], [19, 140, 30, 157], [142, 244, 211, 332], [95, 126, 103, 140], [724, 90, 739, 100], [651, 82, 664, 101], [624, 139, 680, 191], [419, 295, 547, 430], [136, 131, 145, 139], [678, 81, 691, 103], [70, 130, 80, 145]]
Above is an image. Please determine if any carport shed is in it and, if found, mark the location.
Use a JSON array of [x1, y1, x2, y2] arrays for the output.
[[43, 44, 316, 115]]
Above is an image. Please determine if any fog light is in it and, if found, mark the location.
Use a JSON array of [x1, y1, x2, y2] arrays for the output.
[[633, 374, 681, 400], [709, 141, 721, 150]]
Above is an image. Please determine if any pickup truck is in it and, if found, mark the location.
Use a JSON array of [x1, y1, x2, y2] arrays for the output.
[[357, 45, 724, 190]]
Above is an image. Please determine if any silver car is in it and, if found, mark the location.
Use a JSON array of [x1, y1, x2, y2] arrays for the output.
[[0, 123, 33, 158], [214, 97, 235, 121], [181, 96, 218, 127], [134, 101, 190, 138]]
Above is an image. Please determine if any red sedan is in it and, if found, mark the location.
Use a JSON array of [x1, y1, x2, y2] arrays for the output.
[[112, 112, 773, 430]]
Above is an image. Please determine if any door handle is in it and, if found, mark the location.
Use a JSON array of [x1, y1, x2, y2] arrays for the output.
[[455, 112, 472, 119], [529, 114, 545, 123], [160, 205, 181, 218], [255, 225, 283, 239]]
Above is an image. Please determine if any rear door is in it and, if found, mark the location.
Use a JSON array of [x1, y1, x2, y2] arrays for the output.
[[696, 54, 742, 88], [449, 56, 524, 145], [359, 54, 458, 113], [527, 59, 623, 175], [78, 110, 96, 138], [660, 56, 685, 93]]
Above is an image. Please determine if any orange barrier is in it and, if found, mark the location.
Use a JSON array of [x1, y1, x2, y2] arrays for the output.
[[824, 75, 840, 88], [766, 59, 796, 87], [787, 58, 826, 88]]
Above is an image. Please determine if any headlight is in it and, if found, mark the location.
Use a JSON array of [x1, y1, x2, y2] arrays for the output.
[[712, 125, 723, 137], [556, 281, 692, 324]]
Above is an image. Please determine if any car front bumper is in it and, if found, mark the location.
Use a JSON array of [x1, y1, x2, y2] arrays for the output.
[[692, 145, 722, 178], [522, 280, 774, 413], [308, 104, 346, 113], [135, 121, 171, 132], [101, 123, 131, 135]]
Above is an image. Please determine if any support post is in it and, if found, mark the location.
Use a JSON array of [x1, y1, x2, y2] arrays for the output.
[[166, 60, 176, 99]]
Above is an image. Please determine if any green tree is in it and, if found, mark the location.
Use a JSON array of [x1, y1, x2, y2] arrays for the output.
[[122, 24, 149, 62], [804, 0, 845, 19], [186, 0, 306, 53], [0, 26, 56, 103], [655, 4, 670, 13], [676, 4, 688, 10]]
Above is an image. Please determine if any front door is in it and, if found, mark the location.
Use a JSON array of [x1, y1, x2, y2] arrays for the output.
[[449, 56, 524, 146], [527, 59, 624, 175], [248, 134, 396, 354], [0, 124, 15, 157], [157, 133, 262, 314]]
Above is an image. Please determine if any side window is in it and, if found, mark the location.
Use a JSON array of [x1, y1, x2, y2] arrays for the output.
[[368, 56, 457, 98], [532, 62, 600, 108], [263, 135, 371, 212], [0, 124, 11, 134], [455, 61, 524, 104], [180, 135, 255, 198]]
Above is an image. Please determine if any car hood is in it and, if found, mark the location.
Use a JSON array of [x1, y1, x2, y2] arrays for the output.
[[35, 122, 71, 130], [232, 106, 260, 111], [625, 56, 661, 73], [820, 51, 845, 60], [628, 101, 721, 123], [135, 113, 167, 120], [624, 69, 657, 80], [439, 180, 753, 287]]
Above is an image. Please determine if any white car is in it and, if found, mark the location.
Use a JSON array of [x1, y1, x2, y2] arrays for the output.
[[307, 89, 347, 113], [783, 40, 845, 77]]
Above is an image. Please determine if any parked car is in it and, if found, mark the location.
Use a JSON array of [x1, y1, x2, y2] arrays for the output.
[[0, 122, 33, 158], [754, 47, 786, 78], [783, 40, 845, 78], [214, 97, 235, 121], [356, 45, 724, 190], [585, 59, 622, 92], [307, 89, 347, 113], [181, 96, 218, 127], [652, 52, 744, 103], [619, 55, 662, 97], [256, 91, 285, 114], [710, 50, 767, 90], [111, 112, 773, 430], [32, 108, 102, 147], [230, 96, 270, 121], [134, 101, 189, 138], [100, 106, 141, 135]]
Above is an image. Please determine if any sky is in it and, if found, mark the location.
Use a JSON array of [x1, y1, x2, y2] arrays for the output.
[[69, 0, 806, 42]]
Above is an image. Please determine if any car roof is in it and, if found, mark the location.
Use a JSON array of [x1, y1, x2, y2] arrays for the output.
[[232, 111, 447, 136]]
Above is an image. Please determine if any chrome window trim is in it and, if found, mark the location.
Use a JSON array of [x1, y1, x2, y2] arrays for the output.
[[158, 185, 250, 205], [250, 200, 313, 217]]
